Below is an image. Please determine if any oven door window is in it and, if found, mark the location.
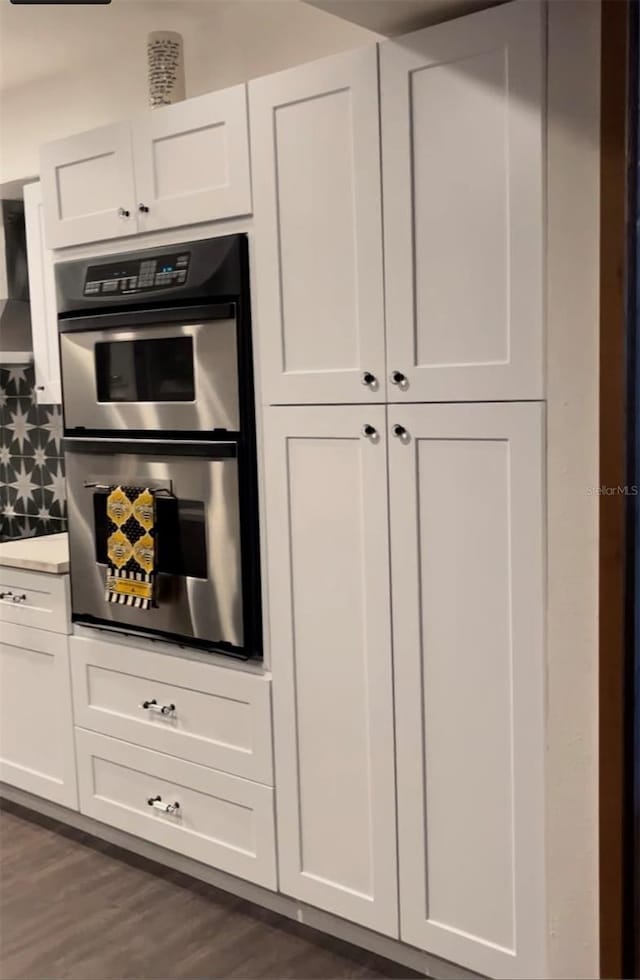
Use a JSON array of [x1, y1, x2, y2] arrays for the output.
[[95, 336, 195, 402], [93, 492, 207, 579]]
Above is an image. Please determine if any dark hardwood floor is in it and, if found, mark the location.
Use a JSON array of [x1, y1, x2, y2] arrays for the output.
[[0, 801, 416, 980]]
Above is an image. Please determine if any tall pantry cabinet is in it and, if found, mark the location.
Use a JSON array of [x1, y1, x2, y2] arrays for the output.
[[252, 2, 546, 978], [250, 44, 399, 937]]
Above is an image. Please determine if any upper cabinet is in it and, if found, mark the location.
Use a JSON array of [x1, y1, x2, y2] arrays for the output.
[[380, 0, 544, 402], [40, 121, 137, 249], [249, 48, 386, 405], [37, 1, 544, 402], [40, 86, 252, 249], [132, 85, 251, 234], [23, 181, 62, 404]]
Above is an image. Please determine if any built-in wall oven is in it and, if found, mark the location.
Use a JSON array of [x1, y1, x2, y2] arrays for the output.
[[57, 235, 261, 659]]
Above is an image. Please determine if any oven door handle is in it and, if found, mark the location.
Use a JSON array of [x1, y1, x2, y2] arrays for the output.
[[58, 302, 236, 334], [63, 438, 238, 460], [83, 482, 175, 494]]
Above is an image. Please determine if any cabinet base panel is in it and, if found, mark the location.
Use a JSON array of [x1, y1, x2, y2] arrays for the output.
[[1, 783, 481, 980]]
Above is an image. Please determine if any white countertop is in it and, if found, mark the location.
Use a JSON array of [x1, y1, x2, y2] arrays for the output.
[[0, 533, 69, 575]]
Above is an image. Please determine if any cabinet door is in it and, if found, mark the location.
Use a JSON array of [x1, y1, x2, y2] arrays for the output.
[[0, 622, 77, 809], [264, 405, 397, 934], [133, 86, 252, 232], [40, 121, 138, 248], [23, 182, 61, 404], [250, 48, 385, 405], [388, 402, 545, 979], [381, 0, 544, 402]]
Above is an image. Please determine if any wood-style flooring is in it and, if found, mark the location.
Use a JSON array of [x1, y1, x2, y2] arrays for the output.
[[0, 801, 416, 980]]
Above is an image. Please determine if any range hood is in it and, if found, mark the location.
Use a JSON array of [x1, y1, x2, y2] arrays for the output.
[[0, 199, 32, 364]]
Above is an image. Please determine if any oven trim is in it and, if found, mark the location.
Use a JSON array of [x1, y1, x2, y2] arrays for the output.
[[63, 437, 238, 458], [70, 616, 252, 661]]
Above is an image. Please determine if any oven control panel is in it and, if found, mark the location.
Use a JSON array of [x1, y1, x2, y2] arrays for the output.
[[83, 252, 191, 297]]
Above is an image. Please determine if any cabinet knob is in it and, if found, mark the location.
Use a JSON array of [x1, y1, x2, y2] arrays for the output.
[[138, 203, 150, 213], [36, 385, 45, 391], [118, 207, 131, 218], [392, 424, 408, 439], [361, 424, 378, 439], [361, 371, 377, 388], [390, 370, 408, 389]]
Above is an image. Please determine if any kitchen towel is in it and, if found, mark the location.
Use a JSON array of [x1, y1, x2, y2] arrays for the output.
[[105, 486, 156, 609]]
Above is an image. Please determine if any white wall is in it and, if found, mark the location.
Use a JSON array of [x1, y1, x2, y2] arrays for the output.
[[0, 0, 379, 184]]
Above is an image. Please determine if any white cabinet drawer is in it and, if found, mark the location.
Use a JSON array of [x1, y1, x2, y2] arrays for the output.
[[70, 636, 273, 784], [0, 568, 70, 634], [0, 622, 77, 809], [75, 730, 277, 889]]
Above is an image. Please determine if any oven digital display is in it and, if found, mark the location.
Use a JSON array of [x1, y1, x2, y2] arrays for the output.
[[83, 252, 191, 296]]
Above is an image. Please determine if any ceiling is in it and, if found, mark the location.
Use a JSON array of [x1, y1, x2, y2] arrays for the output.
[[0, 0, 499, 96], [304, 0, 499, 36]]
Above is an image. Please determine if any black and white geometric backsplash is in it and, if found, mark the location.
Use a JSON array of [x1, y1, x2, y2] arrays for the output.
[[0, 364, 67, 541]]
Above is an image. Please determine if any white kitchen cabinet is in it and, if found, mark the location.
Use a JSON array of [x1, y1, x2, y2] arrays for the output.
[[40, 121, 138, 249], [75, 729, 277, 889], [133, 86, 252, 233], [40, 86, 251, 249], [0, 620, 77, 809], [381, 0, 544, 402], [250, 48, 386, 405], [70, 634, 273, 785], [263, 405, 397, 935], [23, 181, 61, 404], [388, 401, 545, 979], [0, 565, 70, 634]]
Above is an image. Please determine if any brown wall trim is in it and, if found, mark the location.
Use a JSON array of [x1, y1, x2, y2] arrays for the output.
[[599, 2, 629, 977]]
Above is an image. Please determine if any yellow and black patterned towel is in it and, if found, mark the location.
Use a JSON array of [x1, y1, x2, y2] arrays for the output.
[[105, 486, 156, 609]]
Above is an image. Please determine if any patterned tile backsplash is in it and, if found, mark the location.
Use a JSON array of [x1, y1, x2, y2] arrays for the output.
[[0, 364, 66, 541]]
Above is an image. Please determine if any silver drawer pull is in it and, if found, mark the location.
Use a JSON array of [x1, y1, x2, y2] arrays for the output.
[[147, 795, 180, 815], [0, 591, 27, 603], [141, 699, 176, 716]]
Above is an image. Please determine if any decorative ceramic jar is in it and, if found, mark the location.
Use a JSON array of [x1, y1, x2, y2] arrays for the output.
[[147, 31, 185, 108]]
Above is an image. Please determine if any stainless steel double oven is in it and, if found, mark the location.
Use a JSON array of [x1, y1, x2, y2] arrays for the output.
[[57, 235, 261, 659]]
